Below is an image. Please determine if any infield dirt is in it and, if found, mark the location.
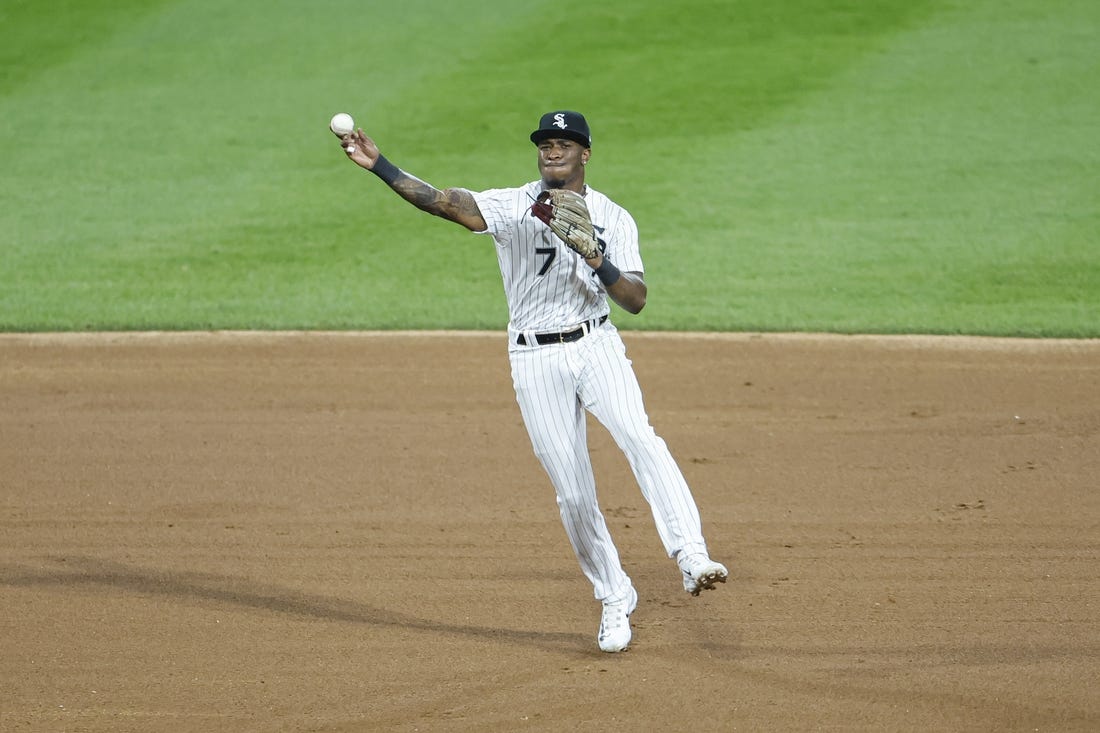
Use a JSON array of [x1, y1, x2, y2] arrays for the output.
[[2, 331, 1097, 732]]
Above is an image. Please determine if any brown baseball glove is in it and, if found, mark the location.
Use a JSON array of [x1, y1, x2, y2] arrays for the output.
[[531, 189, 600, 259]]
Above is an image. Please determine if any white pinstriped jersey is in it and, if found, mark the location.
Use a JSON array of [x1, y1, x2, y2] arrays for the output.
[[472, 182, 644, 333]]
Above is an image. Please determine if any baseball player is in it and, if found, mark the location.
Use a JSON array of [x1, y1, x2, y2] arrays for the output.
[[334, 110, 727, 653]]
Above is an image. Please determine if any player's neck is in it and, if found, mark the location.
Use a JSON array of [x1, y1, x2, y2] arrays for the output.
[[542, 181, 587, 195]]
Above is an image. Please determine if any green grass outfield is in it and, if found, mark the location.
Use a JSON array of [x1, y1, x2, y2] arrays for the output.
[[2, 0, 1097, 335]]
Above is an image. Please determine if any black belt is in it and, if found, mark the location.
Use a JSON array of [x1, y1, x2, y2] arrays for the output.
[[517, 316, 607, 346]]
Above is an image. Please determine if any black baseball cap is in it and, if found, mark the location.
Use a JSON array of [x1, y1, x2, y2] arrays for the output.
[[530, 110, 591, 148]]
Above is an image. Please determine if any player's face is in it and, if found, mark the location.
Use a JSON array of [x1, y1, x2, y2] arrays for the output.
[[537, 138, 590, 190]]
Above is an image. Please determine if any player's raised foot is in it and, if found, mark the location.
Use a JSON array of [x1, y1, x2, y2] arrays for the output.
[[678, 553, 728, 596], [597, 586, 638, 653]]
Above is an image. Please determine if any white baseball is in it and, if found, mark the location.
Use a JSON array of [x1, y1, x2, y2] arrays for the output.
[[330, 112, 355, 136]]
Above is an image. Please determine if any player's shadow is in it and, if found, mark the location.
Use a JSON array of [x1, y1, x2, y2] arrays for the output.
[[0, 556, 589, 652]]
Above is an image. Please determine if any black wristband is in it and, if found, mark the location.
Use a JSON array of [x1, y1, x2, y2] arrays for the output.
[[594, 258, 621, 286], [370, 154, 401, 185]]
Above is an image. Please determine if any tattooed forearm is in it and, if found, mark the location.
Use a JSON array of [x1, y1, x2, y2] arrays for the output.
[[391, 173, 445, 212], [387, 174, 484, 230]]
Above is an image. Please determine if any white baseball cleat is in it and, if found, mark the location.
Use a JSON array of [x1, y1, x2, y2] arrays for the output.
[[679, 553, 729, 596], [598, 586, 638, 653]]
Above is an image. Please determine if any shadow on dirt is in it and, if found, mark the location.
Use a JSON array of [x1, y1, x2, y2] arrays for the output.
[[0, 556, 589, 651]]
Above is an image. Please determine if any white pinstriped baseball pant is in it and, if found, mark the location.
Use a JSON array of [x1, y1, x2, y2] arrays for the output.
[[508, 321, 709, 603]]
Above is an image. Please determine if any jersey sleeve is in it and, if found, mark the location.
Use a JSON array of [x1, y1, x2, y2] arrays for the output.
[[603, 205, 644, 274], [471, 188, 516, 247]]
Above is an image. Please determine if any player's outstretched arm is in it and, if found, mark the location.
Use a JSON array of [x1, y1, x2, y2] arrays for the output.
[[337, 128, 487, 233]]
